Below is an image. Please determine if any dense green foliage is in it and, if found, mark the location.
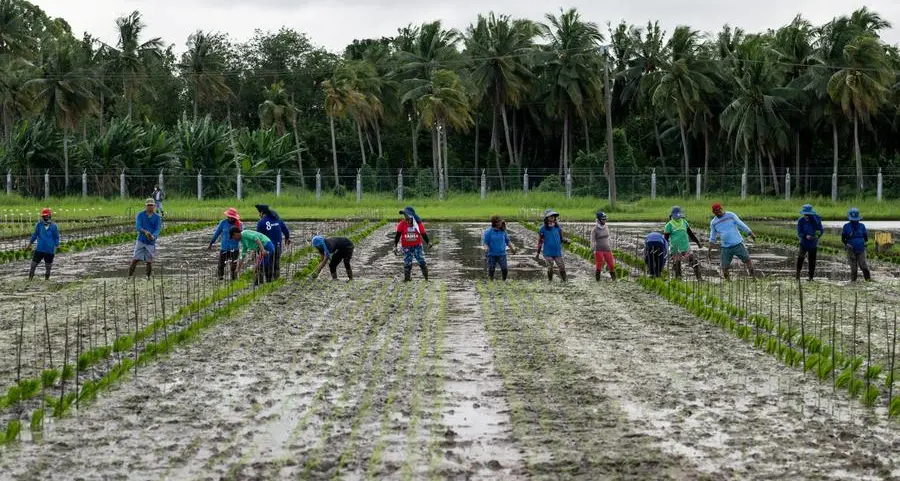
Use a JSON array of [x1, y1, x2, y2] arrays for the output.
[[1, 1, 899, 199]]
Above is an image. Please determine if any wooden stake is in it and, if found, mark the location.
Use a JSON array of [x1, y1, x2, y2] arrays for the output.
[[44, 297, 52, 369]]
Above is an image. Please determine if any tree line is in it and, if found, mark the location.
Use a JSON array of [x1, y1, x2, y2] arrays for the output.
[[1, 0, 898, 200]]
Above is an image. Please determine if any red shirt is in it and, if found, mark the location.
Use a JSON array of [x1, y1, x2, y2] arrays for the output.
[[396, 220, 426, 247]]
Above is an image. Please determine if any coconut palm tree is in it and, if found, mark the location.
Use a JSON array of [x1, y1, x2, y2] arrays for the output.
[[112, 10, 163, 118], [179, 30, 231, 121], [259, 81, 293, 136], [618, 21, 668, 162], [323, 76, 360, 185]]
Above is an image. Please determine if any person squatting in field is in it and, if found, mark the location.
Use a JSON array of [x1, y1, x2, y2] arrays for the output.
[[591, 211, 616, 281], [796, 204, 824, 281], [26, 208, 60, 280], [255, 204, 291, 280], [230, 227, 275, 285], [664, 206, 703, 280], [312, 235, 354, 280], [708, 202, 756, 280], [482, 216, 517, 281], [535, 209, 569, 282], [209, 207, 242, 280], [130, 198, 162, 278], [842, 207, 872, 282], [394, 206, 431, 282], [644, 231, 668, 278]]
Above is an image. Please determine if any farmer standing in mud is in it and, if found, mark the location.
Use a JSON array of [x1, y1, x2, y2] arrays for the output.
[[708, 202, 756, 280], [255, 204, 290, 280], [208, 207, 242, 281], [591, 211, 616, 281], [311, 235, 354, 281], [482, 216, 517, 281], [535, 209, 568, 282], [394, 206, 431, 282], [26, 208, 60, 280], [151, 186, 164, 217], [842, 207, 872, 282], [796, 204, 824, 281], [664, 206, 703, 280], [644, 231, 668, 278], [129, 198, 162, 278], [230, 226, 275, 285]]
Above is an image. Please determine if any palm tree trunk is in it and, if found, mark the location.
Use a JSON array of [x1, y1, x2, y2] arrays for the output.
[[474, 115, 479, 174], [435, 127, 443, 186], [365, 127, 375, 156], [562, 112, 570, 176], [653, 118, 665, 163], [853, 113, 863, 192], [756, 150, 765, 194], [411, 117, 419, 168], [583, 116, 590, 152], [356, 120, 367, 165], [703, 129, 709, 192], [63, 128, 70, 191], [501, 104, 516, 166], [768, 151, 780, 196], [490, 104, 499, 152], [330, 115, 339, 185], [375, 119, 383, 159], [292, 117, 305, 189], [431, 128, 438, 182], [99, 91, 105, 132], [442, 125, 449, 189], [678, 117, 689, 188], [125, 75, 132, 119], [832, 119, 838, 176], [193, 94, 198, 122], [794, 131, 801, 194], [517, 128, 525, 167]]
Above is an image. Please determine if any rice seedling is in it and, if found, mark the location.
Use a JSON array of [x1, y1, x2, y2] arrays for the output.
[[29, 408, 43, 432], [1, 419, 21, 444]]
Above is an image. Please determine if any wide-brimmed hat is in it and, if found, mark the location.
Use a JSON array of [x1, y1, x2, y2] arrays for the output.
[[224, 207, 240, 220], [40, 208, 51, 217], [543, 209, 559, 219], [399, 206, 419, 219], [144, 198, 155, 205], [800, 204, 816, 216], [848, 207, 862, 221], [670, 206, 684, 219]]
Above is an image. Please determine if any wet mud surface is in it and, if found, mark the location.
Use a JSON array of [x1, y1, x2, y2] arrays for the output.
[[0, 222, 898, 480]]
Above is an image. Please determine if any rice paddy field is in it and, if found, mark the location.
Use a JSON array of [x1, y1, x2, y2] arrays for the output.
[[1, 201, 900, 480]]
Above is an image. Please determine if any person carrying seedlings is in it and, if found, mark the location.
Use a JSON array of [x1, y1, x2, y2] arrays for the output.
[[255, 204, 291, 280], [796, 204, 824, 281], [534, 209, 569, 282], [311, 235, 354, 281], [230, 227, 275, 285], [208, 207, 242, 281], [482, 216, 517, 281], [590, 211, 616, 281], [644, 231, 668, 278], [129, 198, 162, 278], [26, 208, 60, 280], [394, 206, 431, 282], [841, 207, 872, 282], [151, 185, 165, 216], [708, 202, 756, 280], [664, 206, 703, 280]]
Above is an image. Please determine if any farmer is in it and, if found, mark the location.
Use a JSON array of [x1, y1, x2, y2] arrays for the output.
[[591, 211, 616, 281], [151, 186, 164, 216], [482, 216, 517, 281], [534, 209, 568, 282], [208, 207, 242, 281], [664, 206, 703, 280], [841, 207, 871, 282], [394, 207, 431, 281], [255, 204, 291, 280], [796, 204, 824, 281], [230, 226, 275, 285], [644, 231, 668, 278], [708, 202, 756, 280], [129, 198, 162, 278], [26, 208, 60, 280], [311, 235, 354, 280]]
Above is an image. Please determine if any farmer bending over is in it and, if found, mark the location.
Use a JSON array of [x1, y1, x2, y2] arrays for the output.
[[129, 198, 162, 278], [842, 208, 871, 282], [209, 207, 242, 281], [394, 207, 431, 281], [796, 204, 824, 281], [644, 232, 668, 278], [26, 208, 60, 280], [591, 211, 616, 281], [482, 216, 517, 281], [664, 206, 703, 280], [535, 209, 569, 282], [312, 235, 354, 281], [255, 204, 290, 280], [708, 202, 755, 280], [230, 227, 275, 285]]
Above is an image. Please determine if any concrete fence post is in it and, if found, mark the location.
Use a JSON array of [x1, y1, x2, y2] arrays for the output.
[[877, 168, 883, 202], [695, 168, 702, 200], [831, 172, 838, 202], [740, 169, 747, 200], [355, 169, 362, 203], [650, 169, 656, 200], [6, 170, 10, 196], [523, 169, 529, 196], [315, 169, 322, 200], [44, 171, 50, 200], [120, 170, 126, 199], [236, 170, 242, 200], [276, 169, 282, 197], [480, 169, 486, 199], [82, 170, 87, 197], [397, 169, 403, 201], [438, 168, 445, 200], [158, 169, 164, 191], [785, 169, 791, 200], [197, 170, 203, 201], [565, 169, 572, 199]]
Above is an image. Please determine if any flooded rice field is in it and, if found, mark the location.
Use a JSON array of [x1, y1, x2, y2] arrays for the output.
[[0, 221, 899, 480]]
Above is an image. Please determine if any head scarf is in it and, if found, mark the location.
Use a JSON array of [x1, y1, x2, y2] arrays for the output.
[[312, 235, 329, 258]]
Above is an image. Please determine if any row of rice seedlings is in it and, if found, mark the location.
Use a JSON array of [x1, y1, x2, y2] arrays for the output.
[[424, 284, 448, 481]]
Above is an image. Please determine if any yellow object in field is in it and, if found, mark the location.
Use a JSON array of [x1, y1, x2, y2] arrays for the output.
[[875, 232, 893, 253]]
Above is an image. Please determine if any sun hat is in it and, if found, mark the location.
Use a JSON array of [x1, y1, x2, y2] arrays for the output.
[[800, 204, 816, 216], [596, 211, 607, 221], [224, 207, 240, 220], [848, 207, 862, 221], [670, 206, 684, 219], [144, 198, 155, 205], [543, 209, 560, 219], [40, 208, 51, 217]]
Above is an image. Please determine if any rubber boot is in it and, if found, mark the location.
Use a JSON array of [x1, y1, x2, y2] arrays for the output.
[[863, 269, 872, 282], [420, 264, 429, 281], [331, 270, 338, 280], [501, 269, 508, 281], [610, 270, 617, 281], [44, 263, 51, 280], [346, 266, 353, 281], [693, 265, 702, 281], [146, 262, 152, 278], [559, 269, 567, 282], [722, 269, 731, 281], [128, 261, 138, 277], [673, 261, 682, 280], [595, 270, 601, 282], [547, 268, 553, 282], [28, 261, 38, 280], [403, 265, 412, 282]]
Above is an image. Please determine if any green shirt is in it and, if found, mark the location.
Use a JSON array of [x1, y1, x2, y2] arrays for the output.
[[664, 218, 692, 254], [238, 230, 272, 260]]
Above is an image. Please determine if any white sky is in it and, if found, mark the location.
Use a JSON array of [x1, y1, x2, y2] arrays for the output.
[[32, 0, 900, 54]]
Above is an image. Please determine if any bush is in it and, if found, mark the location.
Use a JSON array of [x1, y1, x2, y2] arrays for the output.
[[415, 169, 436, 197], [333, 184, 347, 197], [536, 174, 563, 192]]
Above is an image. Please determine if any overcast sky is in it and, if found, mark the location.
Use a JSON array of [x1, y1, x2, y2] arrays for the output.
[[32, 0, 900, 54]]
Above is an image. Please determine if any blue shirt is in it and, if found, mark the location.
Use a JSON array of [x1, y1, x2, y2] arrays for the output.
[[30, 221, 60, 254], [709, 212, 752, 248], [136, 211, 162, 245], [482, 228, 510, 256], [797, 215, 824, 250], [256, 214, 290, 246], [210, 219, 240, 252], [539, 224, 563, 257], [841, 221, 868, 253], [645, 232, 668, 247]]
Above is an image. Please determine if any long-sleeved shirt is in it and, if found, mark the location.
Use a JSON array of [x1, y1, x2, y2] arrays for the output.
[[210, 219, 241, 252], [135, 211, 162, 245], [591, 223, 611, 252], [257, 214, 290, 246], [841, 221, 868, 253], [30, 221, 60, 254], [797, 215, 824, 250], [709, 211, 752, 248], [238, 230, 274, 260], [482, 228, 511, 256]]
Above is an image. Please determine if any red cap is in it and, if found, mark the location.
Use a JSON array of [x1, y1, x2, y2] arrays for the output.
[[711, 203, 722, 212], [40, 208, 51, 217], [223, 207, 240, 220]]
